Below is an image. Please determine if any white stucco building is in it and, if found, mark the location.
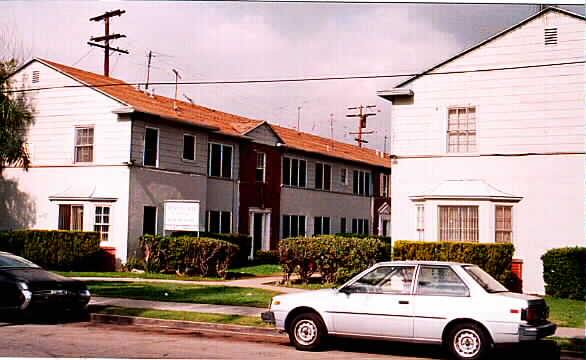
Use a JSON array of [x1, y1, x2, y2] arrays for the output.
[[377, 7, 585, 294]]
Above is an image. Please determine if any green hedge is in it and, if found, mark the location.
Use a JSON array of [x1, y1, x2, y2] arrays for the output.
[[393, 240, 517, 289], [140, 235, 238, 278], [254, 250, 279, 265], [0, 230, 101, 270], [170, 231, 251, 267], [279, 235, 389, 284], [541, 247, 586, 300]]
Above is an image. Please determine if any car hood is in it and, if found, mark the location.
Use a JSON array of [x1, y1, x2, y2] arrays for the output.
[[0, 268, 86, 291], [274, 288, 339, 305]]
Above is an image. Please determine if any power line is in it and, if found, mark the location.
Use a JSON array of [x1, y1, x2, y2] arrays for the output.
[[3, 60, 584, 94]]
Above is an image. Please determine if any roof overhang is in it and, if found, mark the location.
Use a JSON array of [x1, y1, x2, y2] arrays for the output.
[[377, 88, 414, 102], [112, 106, 221, 132], [409, 180, 523, 203]]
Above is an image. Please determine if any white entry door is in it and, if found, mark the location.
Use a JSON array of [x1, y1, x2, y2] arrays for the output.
[[249, 209, 271, 259]]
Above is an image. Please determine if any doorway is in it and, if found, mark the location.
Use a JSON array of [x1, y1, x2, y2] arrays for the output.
[[249, 208, 271, 260]]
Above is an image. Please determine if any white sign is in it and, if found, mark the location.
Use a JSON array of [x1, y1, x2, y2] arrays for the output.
[[164, 200, 200, 231]]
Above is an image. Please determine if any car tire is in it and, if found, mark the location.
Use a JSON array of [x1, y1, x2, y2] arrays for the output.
[[288, 312, 325, 351], [446, 322, 491, 360]]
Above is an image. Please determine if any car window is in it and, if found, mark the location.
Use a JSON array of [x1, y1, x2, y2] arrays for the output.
[[416, 266, 469, 297], [0, 253, 40, 269], [347, 266, 415, 294], [463, 265, 508, 293]]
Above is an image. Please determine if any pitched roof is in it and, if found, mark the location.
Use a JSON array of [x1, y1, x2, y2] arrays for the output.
[[31, 58, 390, 169], [391, 7, 585, 89]]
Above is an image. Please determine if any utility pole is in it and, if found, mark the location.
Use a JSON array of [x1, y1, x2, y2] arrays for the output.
[[145, 50, 153, 89], [88, 9, 128, 77], [346, 105, 376, 147]]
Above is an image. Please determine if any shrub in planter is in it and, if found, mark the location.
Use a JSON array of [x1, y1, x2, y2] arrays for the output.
[[541, 247, 586, 300]]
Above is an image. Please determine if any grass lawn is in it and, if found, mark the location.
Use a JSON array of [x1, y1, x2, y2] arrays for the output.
[[58, 264, 283, 281], [86, 281, 279, 308], [92, 305, 273, 328], [546, 296, 585, 328]]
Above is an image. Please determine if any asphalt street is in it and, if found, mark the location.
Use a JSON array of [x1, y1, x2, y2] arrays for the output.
[[0, 320, 580, 360]]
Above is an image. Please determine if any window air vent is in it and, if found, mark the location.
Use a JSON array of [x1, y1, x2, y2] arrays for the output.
[[32, 70, 40, 83], [544, 28, 558, 45]]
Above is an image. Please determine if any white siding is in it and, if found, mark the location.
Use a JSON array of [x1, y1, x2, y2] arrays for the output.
[[12, 61, 132, 166], [391, 12, 585, 156]]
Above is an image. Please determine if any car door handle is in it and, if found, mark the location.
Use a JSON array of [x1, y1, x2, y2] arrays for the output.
[[398, 300, 409, 304]]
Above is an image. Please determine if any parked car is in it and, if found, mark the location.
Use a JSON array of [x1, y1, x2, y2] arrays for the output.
[[261, 261, 556, 360], [0, 252, 91, 317]]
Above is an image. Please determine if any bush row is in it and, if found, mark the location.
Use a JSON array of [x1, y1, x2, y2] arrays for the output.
[[140, 235, 238, 278], [541, 247, 586, 300], [393, 240, 517, 290], [279, 235, 389, 284], [170, 231, 251, 267], [0, 230, 101, 270]]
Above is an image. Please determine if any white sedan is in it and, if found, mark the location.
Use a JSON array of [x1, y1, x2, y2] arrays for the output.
[[261, 261, 556, 360]]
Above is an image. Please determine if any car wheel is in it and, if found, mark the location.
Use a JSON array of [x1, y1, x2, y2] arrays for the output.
[[446, 322, 490, 360], [288, 312, 325, 351]]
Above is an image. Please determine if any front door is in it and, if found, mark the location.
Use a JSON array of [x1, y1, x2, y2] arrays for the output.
[[331, 265, 415, 338], [249, 209, 271, 259]]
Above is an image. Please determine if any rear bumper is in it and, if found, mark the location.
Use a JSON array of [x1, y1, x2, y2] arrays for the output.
[[261, 311, 275, 325], [519, 322, 557, 341]]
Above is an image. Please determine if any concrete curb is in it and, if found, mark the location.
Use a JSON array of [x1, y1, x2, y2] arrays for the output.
[[90, 313, 285, 338]]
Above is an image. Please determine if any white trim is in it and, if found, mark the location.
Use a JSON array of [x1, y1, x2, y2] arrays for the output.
[[208, 142, 234, 179]]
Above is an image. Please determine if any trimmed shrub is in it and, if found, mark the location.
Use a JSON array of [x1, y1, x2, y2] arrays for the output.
[[139, 235, 238, 278], [541, 247, 586, 300], [0, 230, 101, 270], [393, 240, 516, 289], [279, 235, 388, 284], [171, 231, 251, 267]]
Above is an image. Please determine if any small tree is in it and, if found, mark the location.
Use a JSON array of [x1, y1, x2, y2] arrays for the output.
[[0, 58, 34, 174]]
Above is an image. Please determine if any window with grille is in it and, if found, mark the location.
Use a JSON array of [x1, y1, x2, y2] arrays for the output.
[[416, 204, 425, 241], [438, 206, 478, 242], [283, 157, 306, 187], [495, 206, 512, 243], [256, 152, 266, 182], [58, 204, 84, 231], [447, 107, 476, 153], [282, 215, 306, 238], [207, 210, 231, 233], [183, 134, 196, 161], [353, 170, 371, 196], [313, 216, 331, 235], [208, 143, 233, 178], [74, 127, 94, 163], [315, 163, 331, 191], [94, 206, 111, 241], [352, 218, 369, 235]]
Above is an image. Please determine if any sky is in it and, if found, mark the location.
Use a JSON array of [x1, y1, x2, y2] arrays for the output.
[[2, 1, 584, 152]]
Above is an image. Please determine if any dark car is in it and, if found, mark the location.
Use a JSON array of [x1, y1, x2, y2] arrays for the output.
[[0, 252, 91, 317]]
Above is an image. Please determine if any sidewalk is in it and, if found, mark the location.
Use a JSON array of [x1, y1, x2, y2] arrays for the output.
[[80, 275, 584, 340]]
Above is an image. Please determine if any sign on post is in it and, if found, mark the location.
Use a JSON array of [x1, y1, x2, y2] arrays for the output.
[[164, 200, 200, 231]]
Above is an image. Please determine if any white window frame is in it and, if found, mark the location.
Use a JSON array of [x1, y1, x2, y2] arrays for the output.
[[381, 173, 391, 198], [208, 142, 233, 178], [94, 205, 111, 242], [447, 106, 476, 153], [74, 126, 94, 163], [144, 126, 159, 167], [182, 133, 196, 161], [282, 214, 306, 238], [58, 203, 85, 231], [283, 156, 307, 188], [207, 210, 232, 233], [341, 168, 348, 185], [416, 204, 425, 241], [315, 163, 331, 191], [495, 205, 513, 243], [438, 205, 479, 242], [256, 152, 266, 183], [353, 170, 371, 196]]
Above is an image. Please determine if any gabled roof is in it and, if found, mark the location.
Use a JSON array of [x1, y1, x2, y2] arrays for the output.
[[409, 180, 523, 202], [390, 7, 585, 90], [19, 58, 390, 169]]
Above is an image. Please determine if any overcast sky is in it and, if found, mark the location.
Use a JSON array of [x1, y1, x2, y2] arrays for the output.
[[2, 1, 583, 151]]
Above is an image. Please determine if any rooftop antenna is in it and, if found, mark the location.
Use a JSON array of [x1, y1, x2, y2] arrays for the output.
[[183, 93, 194, 106], [172, 69, 182, 111], [296, 106, 302, 131], [347, 105, 376, 147], [330, 113, 335, 150]]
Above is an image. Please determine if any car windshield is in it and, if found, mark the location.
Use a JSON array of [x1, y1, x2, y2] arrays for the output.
[[0, 253, 40, 269], [462, 265, 508, 293]]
